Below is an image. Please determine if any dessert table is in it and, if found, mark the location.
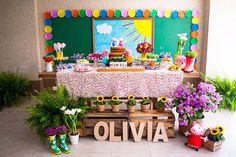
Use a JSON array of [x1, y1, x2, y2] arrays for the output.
[[56, 68, 183, 98]]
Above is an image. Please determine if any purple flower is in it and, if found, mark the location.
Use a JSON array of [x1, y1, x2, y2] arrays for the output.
[[57, 124, 67, 134], [45, 127, 57, 136]]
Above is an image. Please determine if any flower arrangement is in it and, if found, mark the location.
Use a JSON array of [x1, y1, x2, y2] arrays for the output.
[[43, 55, 54, 62], [136, 42, 153, 53], [156, 96, 169, 112], [57, 124, 67, 135], [208, 126, 225, 142], [175, 55, 186, 67], [176, 33, 188, 55], [169, 82, 222, 126], [126, 95, 136, 106], [109, 96, 122, 106], [140, 96, 152, 105], [186, 51, 197, 58], [93, 96, 106, 105], [45, 127, 57, 136]]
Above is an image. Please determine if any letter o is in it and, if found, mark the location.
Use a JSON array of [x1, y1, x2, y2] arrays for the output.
[[94, 121, 109, 141]]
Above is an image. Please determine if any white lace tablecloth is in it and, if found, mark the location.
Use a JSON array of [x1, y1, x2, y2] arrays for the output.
[[56, 69, 183, 98]]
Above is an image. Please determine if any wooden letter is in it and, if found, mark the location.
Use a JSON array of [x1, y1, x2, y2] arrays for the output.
[[109, 122, 121, 142], [94, 121, 109, 141], [123, 122, 128, 141], [147, 121, 153, 142], [153, 122, 168, 143], [129, 122, 145, 143]]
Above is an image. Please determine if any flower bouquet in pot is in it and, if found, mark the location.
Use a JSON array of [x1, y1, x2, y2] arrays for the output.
[[170, 82, 222, 135], [203, 126, 225, 151], [140, 96, 152, 112], [136, 42, 153, 60], [43, 55, 55, 72], [126, 95, 136, 113], [156, 96, 168, 112], [93, 95, 106, 112], [109, 96, 122, 112]]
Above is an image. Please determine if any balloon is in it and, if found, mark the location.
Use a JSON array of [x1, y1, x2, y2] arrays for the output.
[[93, 9, 100, 18], [128, 9, 136, 17], [150, 9, 157, 17], [121, 9, 128, 17], [58, 9, 65, 18], [45, 33, 53, 40], [192, 17, 199, 24], [44, 26, 52, 33], [86, 9, 93, 17], [114, 9, 121, 17], [185, 10, 192, 18], [43, 12, 51, 19], [51, 10, 58, 18], [46, 46, 54, 53], [178, 10, 185, 18], [191, 31, 198, 38], [136, 9, 143, 17], [72, 9, 78, 17], [171, 10, 178, 18], [79, 9, 86, 17], [192, 9, 200, 17], [44, 19, 52, 25], [157, 10, 164, 17], [107, 9, 114, 18], [190, 44, 198, 51], [191, 24, 199, 30], [143, 9, 150, 17], [65, 10, 72, 18], [190, 38, 198, 44], [45, 40, 54, 46], [164, 10, 171, 18], [100, 9, 107, 18]]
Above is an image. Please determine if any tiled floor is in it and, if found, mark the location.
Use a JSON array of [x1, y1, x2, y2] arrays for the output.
[[0, 99, 236, 157]]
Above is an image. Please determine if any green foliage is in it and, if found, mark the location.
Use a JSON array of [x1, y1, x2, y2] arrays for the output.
[[108, 100, 122, 106], [140, 97, 151, 105], [0, 71, 30, 110], [126, 99, 136, 106], [25, 85, 90, 141], [208, 133, 224, 142], [207, 76, 236, 112], [109, 57, 126, 62], [186, 51, 197, 58]]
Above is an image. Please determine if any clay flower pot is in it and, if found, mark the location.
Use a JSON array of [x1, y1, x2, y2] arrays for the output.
[[128, 105, 136, 113], [141, 104, 150, 112], [157, 106, 165, 112], [97, 105, 105, 112], [112, 105, 120, 112]]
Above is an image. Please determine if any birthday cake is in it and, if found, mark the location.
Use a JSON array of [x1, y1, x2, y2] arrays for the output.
[[109, 47, 125, 58]]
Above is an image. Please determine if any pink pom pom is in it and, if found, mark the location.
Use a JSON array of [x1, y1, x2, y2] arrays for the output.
[[124, 48, 132, 57], [102, 49, 109, 57]]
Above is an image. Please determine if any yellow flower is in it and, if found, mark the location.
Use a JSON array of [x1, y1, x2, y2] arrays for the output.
[[140, 45, 143, 48], [96, 96, 104, 102], [160, 96, 167, 103], [211, 128, 219, 135], [216, 125, 224, 134], [112, 96, 119, 101], [128, 95, 135, 100], [143, 96, 149, 100]]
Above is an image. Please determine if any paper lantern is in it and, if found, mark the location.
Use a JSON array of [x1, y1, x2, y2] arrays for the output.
[[45, 33, 53, 40], [58, 9, 65, 18], [45, 40, 54, 46], [150, 9, 157, 17], [72, 9, 78, 17], [79, 9, 86, 17], [185, 10, 192, 18], [100, 9, 107, 18], [46, 46, 54, 53], [191, 24, 199, 30], [143, 9, 150, 17], [44, 26, 52, 33], [107, 9, 114, 18], [86, 9, 93, 17], [171, 10, 178, 19], [164, 10, 171, 18], [51, 10, 58, 18], [121, 9, 128, 17], [190, 38, 198, 44], [43, 12, 51, 19], [65, 10, 72, 18], [157, 10, 164, 17], [136, 9, 143, 17], [191, 31, 198, 38], [192, 9, 200, 17], [190, 44, 198, 51], [128, 9, 136, 17], [114, 9, 121, 17], [192, 17, 199, 24], [178, 10, 185, 18], [93, 9, 100, 18], [44, 19, 52, 25]]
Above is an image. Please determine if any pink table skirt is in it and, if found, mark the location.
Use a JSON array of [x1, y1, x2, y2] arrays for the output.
[[56, 69, 183, 98]]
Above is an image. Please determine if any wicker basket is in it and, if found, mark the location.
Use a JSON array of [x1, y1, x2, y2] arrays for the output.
[[179, 124, 193, 136], [203, 128, 224, 152]]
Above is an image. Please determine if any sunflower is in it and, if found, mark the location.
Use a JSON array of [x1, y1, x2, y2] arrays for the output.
[[112, 96, 119, 101], [128, 95, 135, 100], [96, 96, 104, 102], [211, 128, 219, 135], [143, 96, 149, 100], [216, 125, 224, 134], [160, 96, 167, 103]]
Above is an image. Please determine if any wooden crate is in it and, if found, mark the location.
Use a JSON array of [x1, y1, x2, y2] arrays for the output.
[[129, 110, 175, 138]]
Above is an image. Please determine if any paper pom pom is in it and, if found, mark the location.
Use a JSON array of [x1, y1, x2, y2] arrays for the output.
[[114, 9, 121, 17], [93, 9, 100, 18], [150, 9, 157, 17], [128, 9, 136, 17], [157, 10, 164, 17], [86, 9, 93, 17], [185, 10, 192, 18], [45, 40, 54, 46], [192, 17, 199, 24], [51, 10, 58, 18], [178, 10, 185, 18], [43, 12, 51, 19], [44, 26, 52, 33], [121, 9, 128, 17], [44, 19, 52, 25], [191, 24, 199, 30], [45, 33, 53, 40], [192, 9, 200, 17], [190, 44, 198, 51], [164, 10, 171, 18], [191, 31, 198, 38], [136, 9, 143, 17], [107, 9, 114, 18], [46, 46, 54, 53], [58, 9, 65, 18], [171, 10, 178, 18], [190, 38, 198, 44], [79, 9, 86, 17], [71, 9, 78, 17], [65, 10, 72, 18], [143, 9, 150, 17], [100, 9, 107, 18]]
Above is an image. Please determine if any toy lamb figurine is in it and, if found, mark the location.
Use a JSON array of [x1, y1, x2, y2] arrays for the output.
[[184, 122, 208, 151]]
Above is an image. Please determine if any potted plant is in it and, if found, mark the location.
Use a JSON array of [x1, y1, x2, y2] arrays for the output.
[[93, 95, 106, 112], [156, 96, 168, 112], [136, 42, 153, 60], [109, 96, 122, 112], [43, 55, 55, 72], [56, 124, 71, 154], [45, 127, 62, 155], [203, 126, 225, 151], [61, 106, 82, 145], [140, 96, 152, 112], [182, 51, 197, 73], [126, 95, 136, 113], [169, 82, 222, 135]]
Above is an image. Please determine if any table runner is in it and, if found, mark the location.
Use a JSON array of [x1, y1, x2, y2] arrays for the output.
[[56, 69, 183, 98]]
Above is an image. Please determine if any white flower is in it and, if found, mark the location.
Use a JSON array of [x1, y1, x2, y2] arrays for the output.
[[76, 108, 82, 113], [71, 109, 76, 115], [60, 106, 66, 111], [65, 109, 71, 115]]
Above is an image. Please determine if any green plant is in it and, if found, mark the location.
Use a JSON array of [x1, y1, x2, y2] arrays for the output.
[[126, 95, 136, 106], [140, 96, 151, 105], [208, 126, 225, 142], [186, 51, 197, 58], [207, 76, 236, 111], [108, 96, 122, 106], [109, 57, 126, 62], [156, 96, 167, 108], [93, 95, 106, 106], [0, 71, 30, 110]]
